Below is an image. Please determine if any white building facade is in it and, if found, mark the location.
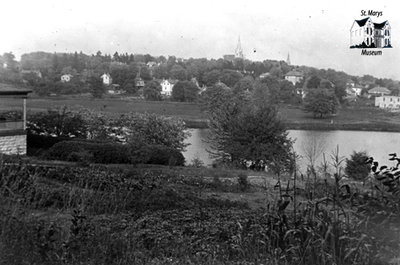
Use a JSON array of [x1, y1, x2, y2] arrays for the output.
[[284, 71, 303, 85], [375, 96, 400, 109], [160, 79, 176, 97], [101, 73, 112, 85]]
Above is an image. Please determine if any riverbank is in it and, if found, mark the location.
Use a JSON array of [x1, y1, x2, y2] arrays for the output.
[[183, 118, 400, 132]]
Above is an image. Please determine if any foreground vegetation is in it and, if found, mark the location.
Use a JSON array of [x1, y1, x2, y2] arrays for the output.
[[1, 154, 399, 264]]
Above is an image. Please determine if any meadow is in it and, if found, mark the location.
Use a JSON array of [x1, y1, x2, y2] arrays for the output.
[[7, 95, 400, 130]]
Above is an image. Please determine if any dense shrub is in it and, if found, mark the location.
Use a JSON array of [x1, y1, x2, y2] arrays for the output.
[[143, 144, 185, 166], [27, 133, 72, 150], [45, 140, 185, 166], [45, 140, 131, 164], [345, 151, 371, 180]]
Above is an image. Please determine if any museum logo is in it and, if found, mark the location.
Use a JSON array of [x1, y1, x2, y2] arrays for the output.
[[350, 10, 392, 56]]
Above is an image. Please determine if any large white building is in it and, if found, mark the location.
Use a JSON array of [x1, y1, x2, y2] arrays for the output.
[[101, 73, 112, 85], [160, 79, 177, 97], [284, 70, 303, 85], [350, 17, 391, 48], [375, 96, 400, 109]]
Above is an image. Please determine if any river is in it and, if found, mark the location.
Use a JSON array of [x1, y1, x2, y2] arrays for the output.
[[183, 129, 400, 172]]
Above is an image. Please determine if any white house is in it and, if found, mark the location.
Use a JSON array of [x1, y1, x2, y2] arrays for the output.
[[160, 79, 177, 97], [60, 74, 73, 82], [101, 73, 112, 85], [346, 87, 363, 97], [259, 72, 270, 79], [350, 17, 391, 48], [375, 96, 400, 109], [284, 70, 303, 85]]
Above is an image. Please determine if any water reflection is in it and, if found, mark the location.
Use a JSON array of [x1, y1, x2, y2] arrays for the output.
[[184, 129, 400, 172]]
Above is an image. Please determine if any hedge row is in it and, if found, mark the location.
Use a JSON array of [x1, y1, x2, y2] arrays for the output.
[[45, 140, 185, 166]]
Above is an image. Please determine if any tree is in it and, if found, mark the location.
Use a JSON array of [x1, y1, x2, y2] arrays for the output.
[[233, 76, 254, 93], [252, 75, 280, 104], [170, 64, 187, 80], [279, 80, 298, 103], [2, 52, 18, 71], [206, 88, 294, 171], [143, 80, 162, 101], [203, 69, 221, 87], [303, 89, 339, 118], [306, 75, 322, 89], [219, 69, 243, 87], [345, 151, 371, 180], [88, 76, 105, 98], [171, 81, 199, 102], [116, 112, 189, 151]]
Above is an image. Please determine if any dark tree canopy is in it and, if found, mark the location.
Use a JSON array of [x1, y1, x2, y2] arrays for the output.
[[143, 80, 162, 101], [172, 81, 199, 102], [345, 151, 371, 180], [88, 76, 105, 98], [205, 87, 294, 172], [303, 89, 339, 118]]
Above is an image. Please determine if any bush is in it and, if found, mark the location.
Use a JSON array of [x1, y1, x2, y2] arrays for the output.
[[45, 141, 185, 166], [27, 133, 72, 150], [345, 151, 371, 180], [45, 140, 131, 164], [142, 145, 185, 166], [238, 173, 249, 191]]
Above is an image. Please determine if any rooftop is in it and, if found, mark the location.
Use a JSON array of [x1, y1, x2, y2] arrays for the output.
[[368, 86, 391, 94], [373, 21, 388, 30], [0, 83, 32, 96], [355, 17, 370, 27], [285, 70, 303, 77]]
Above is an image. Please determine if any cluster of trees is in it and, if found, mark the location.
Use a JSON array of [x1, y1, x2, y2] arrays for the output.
[[203, 81, 295, 173]]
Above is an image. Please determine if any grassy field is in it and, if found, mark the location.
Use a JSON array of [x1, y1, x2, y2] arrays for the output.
[[4, 95, 400, 130]]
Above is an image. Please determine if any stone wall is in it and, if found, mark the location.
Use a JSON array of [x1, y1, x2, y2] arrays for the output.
[[0, 134, 27, 155]]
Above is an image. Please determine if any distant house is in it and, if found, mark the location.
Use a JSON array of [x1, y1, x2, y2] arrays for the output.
[[160, 79, 177, 97], [101, 73, 112, 86], [107, 84, 125, 95], [259, 73, 270, 79], [350, 17, 391, 48], [146, 61, 158, 68], [223, 54, 235, 62], [60, 74, 73, 83], [135, 76, 145, 88], [368, 86, 391, 97], [346, 79, 355, 88], [21, 70, 42, 79], [284, 70, 303, 85], [346, 87, 362, 97], [375, 96, 400, 109]]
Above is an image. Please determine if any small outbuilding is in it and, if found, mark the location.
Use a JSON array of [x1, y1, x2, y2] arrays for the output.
[[0, 84, 32, 155]]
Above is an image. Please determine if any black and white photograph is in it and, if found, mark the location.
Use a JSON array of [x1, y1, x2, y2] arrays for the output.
[[1, 0, 400, 264]]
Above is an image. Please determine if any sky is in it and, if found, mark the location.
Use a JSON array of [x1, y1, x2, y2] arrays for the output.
[[1, 0, 399, 80]]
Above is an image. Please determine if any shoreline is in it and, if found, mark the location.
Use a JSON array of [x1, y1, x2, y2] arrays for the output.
[[184, 119, 400, 132]]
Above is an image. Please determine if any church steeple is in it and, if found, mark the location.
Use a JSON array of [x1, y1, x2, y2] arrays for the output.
[[235, 36, 244, 59], [286, 53, 291, 65]]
